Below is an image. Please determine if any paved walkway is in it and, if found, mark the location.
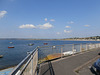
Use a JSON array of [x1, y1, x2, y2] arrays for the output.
[[39, 48, 100, 75]]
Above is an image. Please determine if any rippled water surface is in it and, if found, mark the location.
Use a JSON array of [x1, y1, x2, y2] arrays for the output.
[[0, 40, 100, 69]]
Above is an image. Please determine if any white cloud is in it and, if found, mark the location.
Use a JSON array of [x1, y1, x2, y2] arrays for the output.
[[56, 32, 60, 35], [67, 21, 74, 24], [44, 18, 47, 21], [38, 22, 53, 29], [19, 24, 36, 28], [64, 30, 72, 33], [65, 26, 71, 28], [0, 11, 7, 18], [84, 25, 90, 27], [50, 19, 55, 22]]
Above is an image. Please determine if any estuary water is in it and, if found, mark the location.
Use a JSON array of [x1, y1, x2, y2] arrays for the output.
[[0, 40, 100, 70]]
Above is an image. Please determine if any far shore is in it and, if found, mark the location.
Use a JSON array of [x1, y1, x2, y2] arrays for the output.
[[0, 38, 99, 41]]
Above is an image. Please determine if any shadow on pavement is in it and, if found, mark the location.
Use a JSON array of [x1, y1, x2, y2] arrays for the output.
[[41, 58, 55, 75]]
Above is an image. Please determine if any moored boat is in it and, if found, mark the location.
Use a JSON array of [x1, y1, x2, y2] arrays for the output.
[[27, 51, 32, 55], [63, 49, 76, 56], [28, 43, 34, 46], [0, 55, 3, 58], [8, 46, 14, 48], [44, 43, 48, 45], [10, 42, 13, 44]]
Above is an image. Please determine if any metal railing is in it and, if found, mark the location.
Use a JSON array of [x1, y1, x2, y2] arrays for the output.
[[9, 43, 100, 75], [38, 43, 100, 63], [9, 47, 38, 75]]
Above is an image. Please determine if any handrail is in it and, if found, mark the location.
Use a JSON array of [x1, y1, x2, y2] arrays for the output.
[[9, 47, 38, 75], [9, 43, 100, 75], [20, 50, 37, 75], [38, 43, 97, 48]]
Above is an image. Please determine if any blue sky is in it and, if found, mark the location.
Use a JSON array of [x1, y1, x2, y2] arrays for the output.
[[0, 0, 100, 39]]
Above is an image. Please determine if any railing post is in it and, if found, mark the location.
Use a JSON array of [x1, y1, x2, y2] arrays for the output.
[[93, 44, 94, 49], [31, 55, 33, 75], [99, 43, 100, 48], [36, 49, 38, 75], [37, 49, 38, 65], [91, 44, 92, 49], [96, 44, 97, 48], [98, 43, 99, 48], [36, 48, 38, 64], [86, 44, 87, 50], [80, 44, 82, 52], [89, 43, 91, 50], [95, 44, 96, 48], [99, 43, 100, 47], [61, 45, 63, 58], [72, 44, 75, 53], [97, 44, 98, 48]]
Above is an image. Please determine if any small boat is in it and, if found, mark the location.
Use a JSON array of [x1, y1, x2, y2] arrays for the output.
[[0, 55, 3, 58], [8, 46, 14, 48], [10, 42, 13, 44], [28, 43, 34, 46], [27, 51, 32, 55], [52, 46, 56, 49], [63, 49, 76, 56], [44, 43, 48, 45]]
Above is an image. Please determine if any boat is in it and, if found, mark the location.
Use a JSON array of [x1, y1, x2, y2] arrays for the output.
[[28, 43, 34, 46], [0, 55, 3, 58], [27, 51, 32, 55], [63, 49, 76, 56], [8, 46, 14, 48], [10, 42, 13, 44], [52, 46, 56, 49], [44, 43, 48, 45]]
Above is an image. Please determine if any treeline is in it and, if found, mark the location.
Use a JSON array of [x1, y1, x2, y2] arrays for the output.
[[63, 36, 100, 40]]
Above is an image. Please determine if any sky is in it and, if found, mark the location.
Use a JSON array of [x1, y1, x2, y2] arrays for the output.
[[0, 0, 100, 39]]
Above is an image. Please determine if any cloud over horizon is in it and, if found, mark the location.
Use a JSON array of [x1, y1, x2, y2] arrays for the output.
[[64, 30, 72, 33], [56, 32, 60, 35], [84, 25, 90, 27], [44, 18, 47, 21], [67, 21, 74, 24], [0, 11, 7, 18], [38, 22, 53, 29], [65, 26, 71, 28], [50, 19, 55, 22], [19, 24, 36, 28]]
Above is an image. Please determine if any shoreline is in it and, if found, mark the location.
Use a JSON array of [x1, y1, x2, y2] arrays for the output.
[[0, 65, 16, 71], [0, 38, 100, 41], [0, 66, 16, 75]]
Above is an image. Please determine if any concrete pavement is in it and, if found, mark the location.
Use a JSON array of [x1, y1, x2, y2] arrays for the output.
[[39, 48, 100, 75]]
